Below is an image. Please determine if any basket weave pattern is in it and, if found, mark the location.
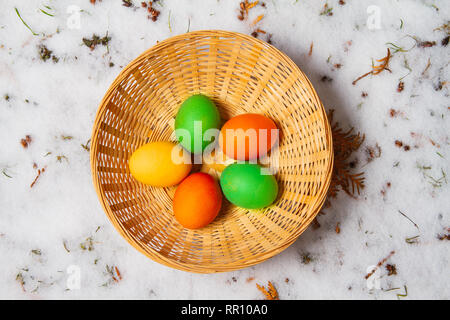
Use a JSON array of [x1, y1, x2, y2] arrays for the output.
[[91, 31, 333, 273]]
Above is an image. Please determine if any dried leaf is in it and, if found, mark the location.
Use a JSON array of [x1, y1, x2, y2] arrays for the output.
[[21, 135, 32, 148], [122, 0, 132, 7], [256, 281, 279, 300], [386, 264, 397, 276], [238, 1, 259, 20], [335, 222, 341, 234]]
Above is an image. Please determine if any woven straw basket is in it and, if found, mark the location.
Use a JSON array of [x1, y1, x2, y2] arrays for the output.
[[91, 30, 333, 273]]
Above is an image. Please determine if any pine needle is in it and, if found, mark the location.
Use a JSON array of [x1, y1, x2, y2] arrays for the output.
[[2, 169, 12, 178], [30, 167, 45, 188], [114, 266, 122, 280]]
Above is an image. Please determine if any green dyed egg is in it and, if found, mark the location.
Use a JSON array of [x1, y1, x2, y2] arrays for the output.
[[175, 94, 221, 154], [220, 163, 278, 209]]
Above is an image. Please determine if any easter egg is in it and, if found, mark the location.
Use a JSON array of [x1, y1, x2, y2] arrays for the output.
[[173, 172, 222, 229], [219, 113, 278, 160], [175, 94, 221, 154], [129, 141, 191, 187], [220, 163, 278, 209]]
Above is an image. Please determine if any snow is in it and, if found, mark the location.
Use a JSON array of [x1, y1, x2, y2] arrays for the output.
[[0, 0, 449, 299]]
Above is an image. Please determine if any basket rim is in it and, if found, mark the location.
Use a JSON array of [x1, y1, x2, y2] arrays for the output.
[[90, 30, 334, 273]]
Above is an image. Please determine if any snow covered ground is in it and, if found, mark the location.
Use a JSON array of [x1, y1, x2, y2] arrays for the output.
[[0, 0, 448, 299]]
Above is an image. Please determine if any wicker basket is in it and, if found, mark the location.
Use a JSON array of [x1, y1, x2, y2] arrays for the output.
[[90, 30, 333, 273]]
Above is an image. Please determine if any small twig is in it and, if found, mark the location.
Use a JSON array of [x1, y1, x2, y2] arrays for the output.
[[398, 210, 419, 230], [365, 250, 395, 279], [352, 49, 391, 85], [352, 71, 372, 85]]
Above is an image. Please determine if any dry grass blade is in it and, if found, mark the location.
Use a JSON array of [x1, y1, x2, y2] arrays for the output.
[[15, 7, 39, 36]]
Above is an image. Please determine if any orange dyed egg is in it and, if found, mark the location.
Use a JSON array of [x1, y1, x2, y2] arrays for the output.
[[173, 172, 222, 229], [219, 113, 278, 160]]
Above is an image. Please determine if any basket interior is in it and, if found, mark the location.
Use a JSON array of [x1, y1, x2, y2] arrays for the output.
[[91, 31, 332, 272]]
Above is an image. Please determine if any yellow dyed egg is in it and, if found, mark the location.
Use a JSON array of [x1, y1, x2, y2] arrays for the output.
[[129, 141, 192, 187]]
